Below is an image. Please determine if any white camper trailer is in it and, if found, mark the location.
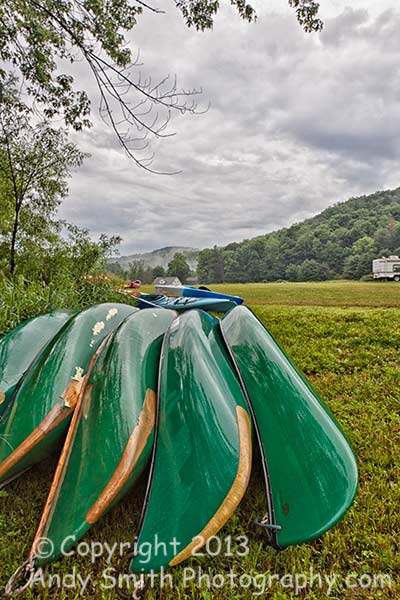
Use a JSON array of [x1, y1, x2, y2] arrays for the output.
[[372, 256, 400, 281]]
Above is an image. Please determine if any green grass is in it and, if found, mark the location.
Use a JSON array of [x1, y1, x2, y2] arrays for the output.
[[0, 281, 399, 598], [207, 281, 400, 308]]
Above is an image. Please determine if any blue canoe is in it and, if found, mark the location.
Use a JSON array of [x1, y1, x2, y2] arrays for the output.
[[137, 294, 236, 313], [153, 284, 244, 305]]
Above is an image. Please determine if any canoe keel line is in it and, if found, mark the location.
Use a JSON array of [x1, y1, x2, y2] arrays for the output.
[[1, 302, 358, 597]]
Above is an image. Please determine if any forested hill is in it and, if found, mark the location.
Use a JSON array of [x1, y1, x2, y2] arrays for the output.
[[197, 188, 400, 282]]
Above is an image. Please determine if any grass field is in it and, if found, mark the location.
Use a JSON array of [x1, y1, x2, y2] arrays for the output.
[[0, 281, 399, 599], [208, 280, 400, 307]]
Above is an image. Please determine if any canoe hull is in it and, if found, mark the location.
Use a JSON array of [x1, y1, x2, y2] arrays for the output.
[[138, 294, 235, 313], [0, 310, 75, 417], [130, 310, 252, 574], [220, 305, 358, 548], [32, 309, 176, 566], [0, 303, 137, 483], [153, 285, 243, 305]]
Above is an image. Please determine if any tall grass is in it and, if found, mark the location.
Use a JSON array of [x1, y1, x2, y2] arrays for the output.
[[0, 276, 134, 335]]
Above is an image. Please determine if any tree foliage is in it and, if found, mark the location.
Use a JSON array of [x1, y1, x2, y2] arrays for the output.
[[288, 0, 322, 33], [196, 189, 400, 283], [152, 264, 166, 279], [175, 0, 255, 30], [128, 260, 153, 283], [0, 84, 85, 274], [197, 245, 224, 282], [167, 252, 191, 282], [0, 84, 121, 280], [108, 260, 172, 283]]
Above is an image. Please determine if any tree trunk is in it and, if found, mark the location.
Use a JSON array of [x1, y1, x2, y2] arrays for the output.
[[9, 203, 20, 276]]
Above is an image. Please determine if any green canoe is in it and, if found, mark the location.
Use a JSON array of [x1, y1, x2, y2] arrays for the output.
[[0, 310, 75, 418], [0, 303, 137, 484], [30, 308, 176, 567], [130, 310, 252, 574], [220, 305, 358, 548]]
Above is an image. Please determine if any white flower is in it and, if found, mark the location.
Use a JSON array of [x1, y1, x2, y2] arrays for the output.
[[106, 308, 118, 320], [93, 321, 105, 336]]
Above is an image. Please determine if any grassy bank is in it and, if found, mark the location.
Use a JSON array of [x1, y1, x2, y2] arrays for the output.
[[0, 281, 398, 598]]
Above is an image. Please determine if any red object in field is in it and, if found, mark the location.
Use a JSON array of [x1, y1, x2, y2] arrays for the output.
[[129, 280, 142, 289]]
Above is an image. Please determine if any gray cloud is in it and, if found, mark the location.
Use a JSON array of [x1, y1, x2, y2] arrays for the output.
[[59, 4, 400, 253]]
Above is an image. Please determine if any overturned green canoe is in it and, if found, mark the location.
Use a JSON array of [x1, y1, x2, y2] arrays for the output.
[[0, 303, 137, 484], [130, 310, 252, 574], [220, 305, 358, 548], [29, 308, 176, 567], [0, 310, 75, 417]]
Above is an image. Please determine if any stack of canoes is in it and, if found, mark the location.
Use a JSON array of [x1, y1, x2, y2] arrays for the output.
[[0, 294, 358, 597]]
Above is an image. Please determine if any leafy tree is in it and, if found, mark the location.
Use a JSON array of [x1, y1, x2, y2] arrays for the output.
[[297, 259, 328, 281], [0, 1, 322, 169], [285, 263, 300, 281], [208, 246, 224, 283], [108, 261, 127, 280], [197, 248, 212, 282], [168, 252, 191, 282], [197, 246, 224, 282], [343, 236, 377, 280], [126, 260, 154, 283], [152, 265, 166, 279], [0, 86, 85, 275], [351, 236, 377, 256], [223, 250, 244, 283], [292, 231, 315, 260], [57, 225, 122, 280], [235, 240, 264, 282], [374, 219, 400, 253]]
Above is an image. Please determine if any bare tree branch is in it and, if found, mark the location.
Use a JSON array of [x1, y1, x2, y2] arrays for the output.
[[14, 0, 206, 173]]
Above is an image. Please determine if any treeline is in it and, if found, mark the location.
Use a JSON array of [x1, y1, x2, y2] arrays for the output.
[[197, 189, 400, 282], [108, 252, 194, 284]]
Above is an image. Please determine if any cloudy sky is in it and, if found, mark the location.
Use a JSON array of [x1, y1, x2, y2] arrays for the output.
[[59, 1, 400, 254]]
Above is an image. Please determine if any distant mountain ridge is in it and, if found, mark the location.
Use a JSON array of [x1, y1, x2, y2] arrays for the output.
[[112, 188, 400, 282], [113, 246, 199, 270]]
